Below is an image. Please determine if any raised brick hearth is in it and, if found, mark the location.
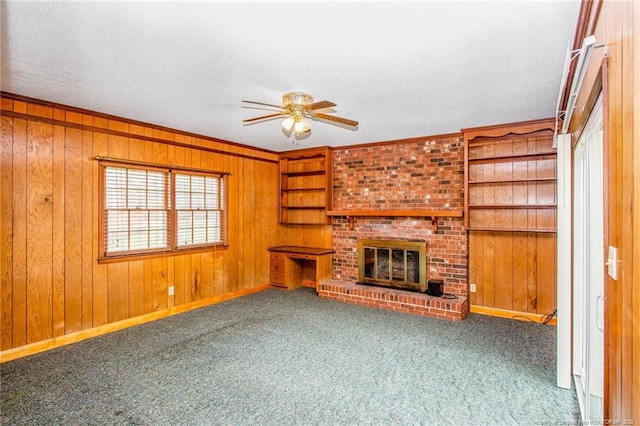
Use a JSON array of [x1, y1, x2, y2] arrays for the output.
[[318, 280, 469, 321]]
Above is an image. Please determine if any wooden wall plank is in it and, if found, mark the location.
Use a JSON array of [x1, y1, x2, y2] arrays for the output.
[[526, 232, 538, 312], [51, 125, 65, 337], [25, 121, 54, 344], [184, 253, 193, 304], [0, 117, 14, 350], [167, 254, 175, 309], [81, 130, 93, 330], [468, 232, 477, 305], [212, 249, 224, 296], [512, 233, 528, 312], [151, 257, 167, 311], [482, 232, 495, 307], [92, 131, 109, 327], [128, 260, 144, 318], [619, 0, 635, 415], [536, 234, 556, 315], [493, 232, 513, 310], [190, 253, 201, 301], [200, 253, 213, 299], [254, 159, 277, 285], [143, 259, 153, 313], [174, 254, 185, 306], [11, 118, 28, 347], [64, 127, 83, 333], [227, 149, 240, 293], [599, 3, 624, 416], [107, 262, 129, 322], [242, 158, 255, 289], [632, 2, 640, 419]]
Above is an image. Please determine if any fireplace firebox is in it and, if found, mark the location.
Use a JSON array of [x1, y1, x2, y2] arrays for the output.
[[358, 239, 427, 292]]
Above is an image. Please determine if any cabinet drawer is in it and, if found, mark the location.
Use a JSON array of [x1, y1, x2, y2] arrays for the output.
[[270, 260, 285, 273], [270, 271, 285, 284], [270, 252, 285, 262], [288, 253, 315, 260]]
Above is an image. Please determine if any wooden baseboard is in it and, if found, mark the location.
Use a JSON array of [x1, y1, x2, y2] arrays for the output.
[[470, 305, 557, 326], [0, 284, 271, 363]]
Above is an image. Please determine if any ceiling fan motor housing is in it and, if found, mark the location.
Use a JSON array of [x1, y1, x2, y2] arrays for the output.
[[283, 92, 313, 108]]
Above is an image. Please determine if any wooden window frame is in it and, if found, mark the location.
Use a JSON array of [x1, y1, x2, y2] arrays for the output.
[[97, 158, 229, 263], [173, 170, 226, 250]]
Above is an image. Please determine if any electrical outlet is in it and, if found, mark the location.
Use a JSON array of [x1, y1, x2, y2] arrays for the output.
[[470, 283, 476, 293], [168, 286, 175, 296]]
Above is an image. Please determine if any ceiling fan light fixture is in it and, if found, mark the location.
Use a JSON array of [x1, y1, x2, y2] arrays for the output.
[[294, 116, 311, 134], [282, 115, 296, 131]]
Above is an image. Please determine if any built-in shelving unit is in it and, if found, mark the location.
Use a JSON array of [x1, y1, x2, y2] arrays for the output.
[[462, 119, 558, 314], [279, 147, 333, 225], [464, 125, 557, 233]]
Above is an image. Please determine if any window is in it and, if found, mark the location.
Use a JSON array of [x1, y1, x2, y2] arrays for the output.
[[100, 161, 227, 260], [174, 173, 224, 247]]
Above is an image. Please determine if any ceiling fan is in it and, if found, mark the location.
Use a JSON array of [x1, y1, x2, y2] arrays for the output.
[[242, 92, 359, 135]]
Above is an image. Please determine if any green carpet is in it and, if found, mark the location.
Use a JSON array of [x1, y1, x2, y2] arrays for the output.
[[1, 287, 579, 425]]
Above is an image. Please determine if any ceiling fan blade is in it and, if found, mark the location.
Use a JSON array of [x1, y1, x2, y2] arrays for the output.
[[305, 100, 337, 111], [243, 112, 286, 123], [241, 100, 284, 109], [312, 112, 359, 127], [242, 105, 285, 112]]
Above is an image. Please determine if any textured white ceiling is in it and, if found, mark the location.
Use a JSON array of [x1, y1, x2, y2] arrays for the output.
[[1, 1, 580, 152]]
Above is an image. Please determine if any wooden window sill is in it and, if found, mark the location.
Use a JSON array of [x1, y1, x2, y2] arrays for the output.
[[98, 244, 229, 264]]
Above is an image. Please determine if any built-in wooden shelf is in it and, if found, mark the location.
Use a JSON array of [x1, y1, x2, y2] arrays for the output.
[[468, 204, 557, 209], [281, 169, 326, 176], [467, 227, 557, 233], [281, 187, 326, 192], [282, 206, 326, 210], [468, 177, 557, 184], [468, 152, 557, 164], [326, 209, 464, 231]]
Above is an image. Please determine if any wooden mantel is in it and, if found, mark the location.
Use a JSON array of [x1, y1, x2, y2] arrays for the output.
[[326, 210, 464, 231]]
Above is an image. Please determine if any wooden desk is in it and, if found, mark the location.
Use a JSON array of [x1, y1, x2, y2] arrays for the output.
[[268, 246, 334, 290]]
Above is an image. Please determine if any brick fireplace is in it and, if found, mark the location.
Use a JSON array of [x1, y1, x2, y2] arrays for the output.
[[320, 135, 469, 321]]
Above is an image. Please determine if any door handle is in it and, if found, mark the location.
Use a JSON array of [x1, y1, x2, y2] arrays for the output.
[[596, 294, 605, 332]]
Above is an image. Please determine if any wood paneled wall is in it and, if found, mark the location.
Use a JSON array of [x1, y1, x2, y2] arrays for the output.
[[566, 1, 639, 420], [468, 231, 556, 313], [0, 94, 280, 352], [276, 225, 333, 249]]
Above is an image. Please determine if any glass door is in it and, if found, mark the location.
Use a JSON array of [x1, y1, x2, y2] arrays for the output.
[[572, 94, 604, 423]]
